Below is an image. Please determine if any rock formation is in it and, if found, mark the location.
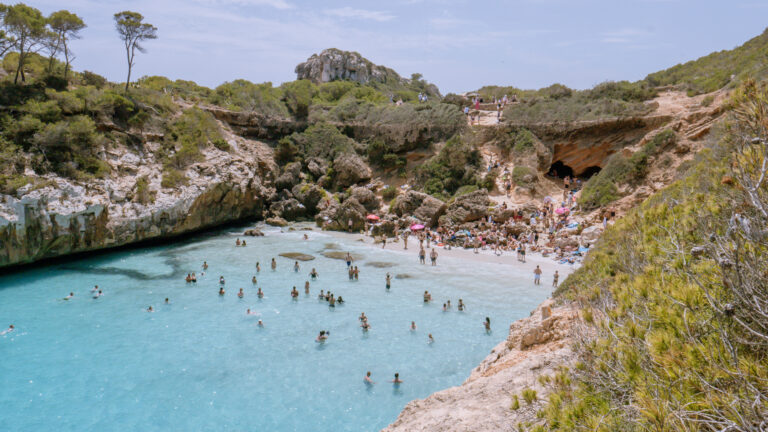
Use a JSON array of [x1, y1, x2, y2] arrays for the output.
[[295, 48, 396, 85], [391, 191, 446, 227]]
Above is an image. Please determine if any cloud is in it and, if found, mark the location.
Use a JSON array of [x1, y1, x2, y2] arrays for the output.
[[600, 28, 652, 44], [324, 7, 395, 22], [193, 0, 294, 9]]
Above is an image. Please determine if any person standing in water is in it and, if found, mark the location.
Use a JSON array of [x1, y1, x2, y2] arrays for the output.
[[257, 287, 264, 298], [534, 265, 542, 285], [251, 276, 257, 284], [552, 270, 559, 288], [345, 252, 353, 268], [430, 248, 438, 266], [390, 373, 403, 384], [403, 231, 409, 250], [410, 321, 417, 331], [238, 288, 244, 299], [483, 317, 491, 333], [294, 261, 300, 272], [458, 299, 465, 311], [364, 371, 375, 385], [304, 281, 310, 295], [271, 258, 277, 271], [202, 261, 208, 270], [419, 247, 426, 264], [256, 262, 261, 272], [385, 273, 391, 290], [291, 286, 299, 299]]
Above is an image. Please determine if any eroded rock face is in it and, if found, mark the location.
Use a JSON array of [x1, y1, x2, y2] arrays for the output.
[[334, 153, 372, 188], [295, 48, 392, 85], [348, 186, 381, 213], [440, 190, 491, 225], [391, 191, 446, 227], [315, 197, 367, 231]]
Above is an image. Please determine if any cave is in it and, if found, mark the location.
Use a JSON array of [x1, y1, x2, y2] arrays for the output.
[[579, 166, 602, 179], [548, 161, 574, 178]]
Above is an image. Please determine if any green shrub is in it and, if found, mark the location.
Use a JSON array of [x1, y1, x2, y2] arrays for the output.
[[161, 167, 188, 188], [701, 94, 715, 107], [510, 395, 520, 411], [80, 70, 107, 89], [381, 186, 397, 201], [210, 80, 289, 116], [161, 107, 225, 168], [522, 388, 537, 405], [512, 166, 536, 187], [133, 176, 154, 204], [416, 134, 481, 195], [454, 185, 478, 197], [278, 123, 355, 163], [281, 79, 316, 118]]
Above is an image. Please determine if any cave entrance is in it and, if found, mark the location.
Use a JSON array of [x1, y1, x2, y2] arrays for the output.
[[548, 161, 574, 178], [580, 166, 602, 180]]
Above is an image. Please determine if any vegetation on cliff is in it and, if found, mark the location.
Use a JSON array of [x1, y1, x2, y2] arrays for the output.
[[532, 82, 768, 431]]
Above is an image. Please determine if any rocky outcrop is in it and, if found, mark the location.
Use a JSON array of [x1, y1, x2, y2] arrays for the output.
[[391, 191, 446, 227], [440, 190, 491, 225], [383, 301, 582, 432], [296, 48, 395, 85], [348, 186, 381, 213], [315, 197, 367, 231], [269, 198, 306, 220], [292, 183, 326, 214], [334, 153, 372, 188]]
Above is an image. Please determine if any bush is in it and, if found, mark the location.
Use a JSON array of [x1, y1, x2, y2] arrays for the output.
[[133, 176, 154, 204], [210, 80, 289, 116], [512, 166, 536, 187], [81, 70, 107, 89], [510, 395, 520, 411], [161, 107, 226, 168], [281, 79, 316, 118], [161, 167, 188, 188], [521, 388, 537, 405], [416, 134, 481, 195], [278, 123, 355, 163], [381, 186, 397, 201], [454, 184, 478, 197]]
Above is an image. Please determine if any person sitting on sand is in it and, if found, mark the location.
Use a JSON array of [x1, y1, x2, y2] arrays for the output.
[[271, 258, 277, 271], [252, 276, 258, 284], [364, 371, 375, 384], [238, 288, 244, 299], [458, 299, 465, 311], [257, 288, 264, 298], [390, 373, 403, 384], [63, 292, 74, 300], [291, 286, 299, 299], [423, 291, 432, 303], [316, 330, 329, 342], [219, 287, 226, 296], [309, 268, 318, 279], [1, 324, 14, 335]]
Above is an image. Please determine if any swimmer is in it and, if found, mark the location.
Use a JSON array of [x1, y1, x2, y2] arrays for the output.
[[242, 240, 246, 247], [447, 300, 451, 309], [337, 296, 344, 304], [257, 288, 264, 298], [164, 298, 169, 304], [238, 288, 244, 299], [410, 321, 416, 331], [63, 292, 74, 300], [93, 290, 102, 299], [219, 276, 226, 285], [91, 285, 99, 293], [458, 299, 465, 311], [329, 294, 336, 308], [147, 306, 154, 312], [257, 319, 264, 327], [316, 330, 329, 342], [256, 262, 261, 272], [442, 303, 447, 312], [236, 238, 241, 246], [185, 273, 193, 283], [345, 252, 352, 268], [202, 261, 208, 270], [219, 287, 226, 296], [385, 273, 391, 290], [354, 266, 359, 281], [303, 233, 308, 240], [1, 324, 14, 335], [359, 312, 367, 322], [483, 317, 491, 332], [361, 320, 370, 331], [304, 281, 310, 294], [428, 333, 434, 344], [423, 291, 432, 303], [294, 261, 300, 272], [390, 373, 403, 384], [190, 272, 197, 282], [291, 286, 299, 299], [309, 268, 318, 279], [252, 276, 257, 284], [246, 309, 259, 315], [271, 258, 277, 271], [364, 371, 375, 385]]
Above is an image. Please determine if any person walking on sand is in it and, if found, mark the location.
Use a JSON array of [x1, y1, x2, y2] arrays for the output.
[[430, 248, 438, 266], [534, 266, 542, 285], [553, 270, 559, 288]]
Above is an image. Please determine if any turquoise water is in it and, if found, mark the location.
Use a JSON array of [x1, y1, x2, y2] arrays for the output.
[[0, 225, 552, 432]]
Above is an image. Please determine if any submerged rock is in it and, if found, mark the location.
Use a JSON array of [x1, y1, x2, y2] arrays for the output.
[[394, 273, 413, 279], [322, 251, 363, 261], [278, 252, 315, 261], [244, 229, 264, 237], [365, 261, 396, 268]]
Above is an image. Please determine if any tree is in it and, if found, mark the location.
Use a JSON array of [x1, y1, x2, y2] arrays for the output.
[[114, 11, 157, 93], [0, 5, 16, 58], [47, 10, 85, 80], [2, 3, 48, 84]]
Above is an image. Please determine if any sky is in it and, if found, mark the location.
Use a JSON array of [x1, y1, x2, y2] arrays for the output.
[[21, 0, 768, 94]]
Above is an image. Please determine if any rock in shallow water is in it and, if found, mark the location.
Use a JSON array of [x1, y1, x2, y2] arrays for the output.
[[322, 251, 364, 261], [278, 252, 315, 261]]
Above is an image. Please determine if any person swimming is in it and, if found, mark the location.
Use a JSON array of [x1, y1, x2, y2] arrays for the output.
[[271, 258, 277, 271], [304, 281, 310, 294], [147, 306, 154, 312], [219, 276, 226, 285], [353, 266, 359, 280], [390, 373, 403, 384], [309, 268, 318, 279], [329, 294, 336, 308], [219, 287, 226, 296], [257, 288, 264, 298], [252, 276, 257, 284], [423, 291, 432, 303], [410, 321, 416, 331], [303, 233, 309, 240], [364, 371, 375, 385], [202, 261, 208, 270], [483, 317, 491, 332], [294, 261, 300, 273], [361, 320, 370, 331], [238, 288, 244, 299], [247, 309, 259, 315], [428, 333, 434, 344], [1, 324, 14, 335], [337, 296, 344, 304], [256, 262, 261, 272], [316, 330, 329, 342], [291, 286, 299, 299], [241, 240, 246, 247], [318, 290, 325, 300], [385, 273, 391, 290], [257, 319, 264, 327], [91, 285, 99, 293], [93, 290, 102, 299], [185, 273, 193, 283], [190, 272, 197, 282], [165, 298, 170, 304], [442, 303, 447, 312], [447, 300, 451, 309], [236, 238, 241, 246], [63, 292, 74, 300], [458, 299, 465, 311]]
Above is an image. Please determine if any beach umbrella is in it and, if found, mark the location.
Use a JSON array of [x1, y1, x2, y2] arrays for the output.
[[555, 207, 569, 215], [410, 224, 425, 231], [366, 214, 380, 221]]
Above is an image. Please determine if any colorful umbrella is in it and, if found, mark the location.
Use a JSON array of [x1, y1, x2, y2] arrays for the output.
[[366, 214, 380, 221], [410, 224, 425, 231], [555, 207, 569, 215]]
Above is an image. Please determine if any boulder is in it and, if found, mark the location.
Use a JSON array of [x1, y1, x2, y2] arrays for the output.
[[349, 186, 381, 213], [579, 225, 603, 243], [279, 252, 315, 261], [391, 190, 446, 227], [269, 198, 306, 220], [333, 153, 371, 188], [266, 216, 288, 227], [440, 190, 491, 225], [244, 229, 264, 236], [296, 48, 393, 85], [292, 183, 326, 214], [370, 219, 396, 237], [315, 197, 367, 231], [306, 157, 329, 178], [275, 161, 302, 191]]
